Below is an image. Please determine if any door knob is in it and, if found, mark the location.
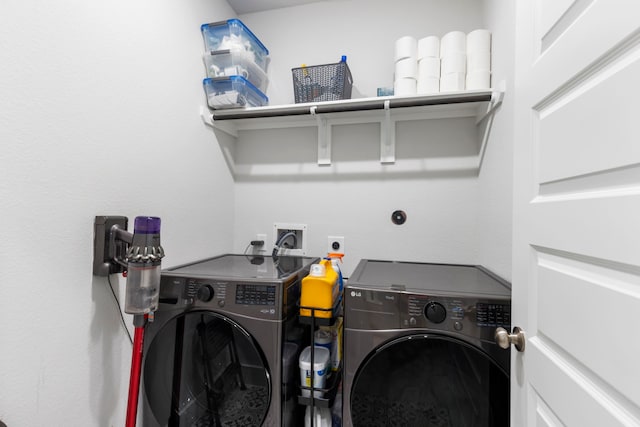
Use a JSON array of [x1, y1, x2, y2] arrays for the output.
[[494, 326, 526, 352]]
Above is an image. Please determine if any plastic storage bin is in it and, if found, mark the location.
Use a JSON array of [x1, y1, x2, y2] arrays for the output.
[[203, 76, 268, 109], [292, 59, 353, 103], [201, 19, 269, 71], [299, 346, 330, 398], [203, 49, 269, 94]]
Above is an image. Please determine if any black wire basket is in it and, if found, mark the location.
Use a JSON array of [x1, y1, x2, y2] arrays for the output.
[[292, 61, 353, 103]]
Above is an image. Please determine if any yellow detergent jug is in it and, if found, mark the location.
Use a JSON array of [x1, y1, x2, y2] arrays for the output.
[[300, 259, 339, 318]]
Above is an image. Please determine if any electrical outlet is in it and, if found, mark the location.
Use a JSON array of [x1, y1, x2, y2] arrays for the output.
[[328, 236, 345, 255], [256, 234, 267, 246]]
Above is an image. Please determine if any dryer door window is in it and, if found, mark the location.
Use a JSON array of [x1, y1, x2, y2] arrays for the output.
[[144, 311, 271, 426], [350, 334, 508, 427]]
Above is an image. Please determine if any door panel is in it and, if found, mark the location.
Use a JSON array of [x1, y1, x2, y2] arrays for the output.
[[538, 56, 640, 183], [533, 0, 640, 94], [530, 197, 640, 266], [529, 343, 637, 426], [514, 0, 640, 425], [536, 251, 640, 404], [538, 0, 575, 43]]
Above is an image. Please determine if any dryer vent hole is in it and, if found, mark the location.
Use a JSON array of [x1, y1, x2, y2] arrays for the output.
[[391, 210, 407, 225]]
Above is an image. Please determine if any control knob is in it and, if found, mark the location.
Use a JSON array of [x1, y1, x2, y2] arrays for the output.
[[424, 301, 446, 324], [197, 284, 214, 302]]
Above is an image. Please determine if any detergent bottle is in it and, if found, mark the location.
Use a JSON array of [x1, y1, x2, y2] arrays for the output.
[[300, 259, 339, 318]]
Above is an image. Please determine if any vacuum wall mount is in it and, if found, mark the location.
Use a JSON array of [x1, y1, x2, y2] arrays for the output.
[[93, 215, 131, 276]]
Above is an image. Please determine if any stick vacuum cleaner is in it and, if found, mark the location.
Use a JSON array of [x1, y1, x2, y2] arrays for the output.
[[123, 217, 164, 427]]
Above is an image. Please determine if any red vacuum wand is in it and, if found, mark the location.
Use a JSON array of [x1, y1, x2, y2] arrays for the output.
[[125, 314, 147, 427], [123, 217, 164, 427]]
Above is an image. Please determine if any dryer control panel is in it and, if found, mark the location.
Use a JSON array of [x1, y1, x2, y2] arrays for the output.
[[344, 286, 510, 343], [404, 294, 511, 342]]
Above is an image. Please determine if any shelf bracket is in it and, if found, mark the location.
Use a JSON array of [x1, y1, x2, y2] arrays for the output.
[[476, 81, 505, 125], [475, 81, 506, 169], [200, 105, 238, 137], [380, 100, 396, 164], [311, 106, 331, 166]]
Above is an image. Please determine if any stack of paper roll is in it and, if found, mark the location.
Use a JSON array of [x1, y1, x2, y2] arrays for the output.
[[417, 36, 440, 94], [394, 36, 417, 96], [466, 29, 491, 89], [440, 31, 466, 91], [390, 29, 491, 96]]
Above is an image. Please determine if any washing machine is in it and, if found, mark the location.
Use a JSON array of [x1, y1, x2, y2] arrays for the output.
[[343, 259, 511, 427], [140, 253, 319, 427]]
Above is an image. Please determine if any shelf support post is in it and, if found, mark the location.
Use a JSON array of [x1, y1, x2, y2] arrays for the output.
[[311, 106, 331, 166], [380, 100, 396, 164]]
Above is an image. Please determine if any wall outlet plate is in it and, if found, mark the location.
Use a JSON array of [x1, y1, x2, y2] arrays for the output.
[[327, 235, 345, 255], [273, 223, 307, 256], [252, 233, 267, 253]]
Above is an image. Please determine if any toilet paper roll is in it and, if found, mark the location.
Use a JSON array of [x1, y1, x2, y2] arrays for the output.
[[418, 36, 440, 59], [440, 72, 465, 92], [467, 29, 491, 54], [441, 31, 466, 56], [395, 36, 417, 62], [418, 57, 440, 79], [417, 76, 439, 94], [394, 77, 417, 96], [441, 53, 466, 75], [466, 70, 491, 90], [467, 51, 491, 72], [395, 57, 418, 79]]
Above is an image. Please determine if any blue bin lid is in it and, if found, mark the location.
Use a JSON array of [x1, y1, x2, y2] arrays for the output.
[[200, 18, 269, 55], [203, 75, 268, 103]]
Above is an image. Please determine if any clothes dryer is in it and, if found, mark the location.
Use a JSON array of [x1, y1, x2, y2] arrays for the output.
[[343, 259, 511, 427], [140, 254, 319, 427]]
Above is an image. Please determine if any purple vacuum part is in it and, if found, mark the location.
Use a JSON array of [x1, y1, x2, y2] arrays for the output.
[[133, 216, 161, 234]]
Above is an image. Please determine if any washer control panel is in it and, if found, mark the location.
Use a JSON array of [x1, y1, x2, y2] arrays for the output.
[[235, 283, 276, 306], [158, 275, 289, 319]]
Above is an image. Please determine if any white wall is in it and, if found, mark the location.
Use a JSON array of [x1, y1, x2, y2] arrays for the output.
[[0, 1, 515, 424], [245, 0, 487, 104], [476, 0, 516, 280], [0, 1, 236, 425], [234, 0, 514, 278]]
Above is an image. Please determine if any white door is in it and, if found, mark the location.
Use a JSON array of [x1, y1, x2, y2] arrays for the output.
[[513, 1, 640, 426]]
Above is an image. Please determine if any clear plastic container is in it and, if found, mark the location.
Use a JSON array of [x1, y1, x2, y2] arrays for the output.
[[203, 48, 269, 93], [203, 76, 268, 109], [125, 262, 160, 314], [201, 19, 269, 70]]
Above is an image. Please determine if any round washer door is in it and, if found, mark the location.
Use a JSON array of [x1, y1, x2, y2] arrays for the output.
[[144, 311, 271, 426], [350, 334, 508, 427]]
